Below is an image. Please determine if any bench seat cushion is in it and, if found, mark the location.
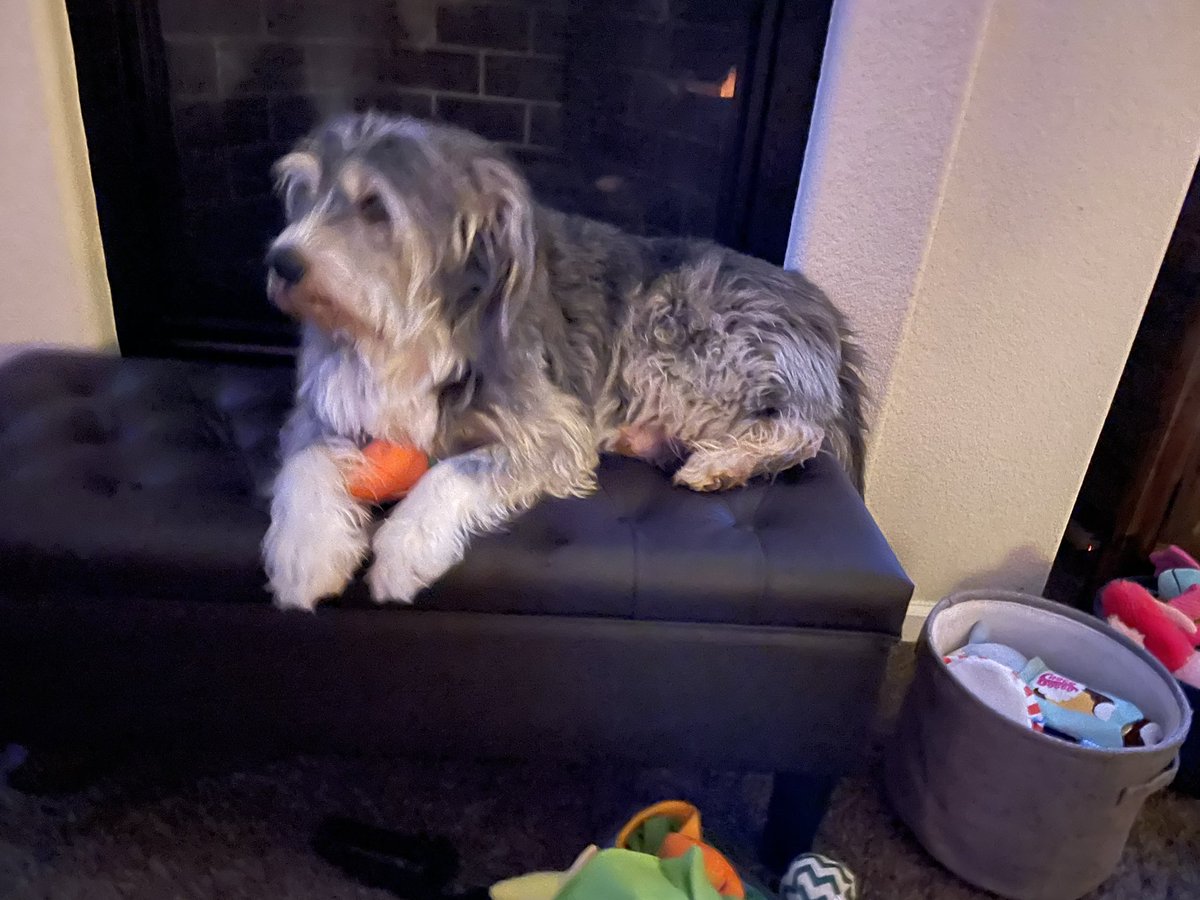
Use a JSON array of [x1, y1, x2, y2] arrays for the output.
[[0, 351, 911, 634]]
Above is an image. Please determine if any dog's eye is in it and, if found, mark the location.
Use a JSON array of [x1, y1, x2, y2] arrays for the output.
[[284, 181, 313, 218], [358, 192, 390, 226]]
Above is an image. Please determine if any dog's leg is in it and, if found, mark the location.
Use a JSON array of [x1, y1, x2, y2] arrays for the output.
[[367, 446, 585, 604], [609, 423, 685, 468], [264, 438, 372, 611], [674, 420, 825, 492]]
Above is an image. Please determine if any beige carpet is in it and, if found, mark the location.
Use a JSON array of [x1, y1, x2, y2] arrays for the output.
[[1, 645, 1196, 899]]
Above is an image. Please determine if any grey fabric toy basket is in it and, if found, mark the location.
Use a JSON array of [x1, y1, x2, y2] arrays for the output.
[[886, 590, 1192, 900]]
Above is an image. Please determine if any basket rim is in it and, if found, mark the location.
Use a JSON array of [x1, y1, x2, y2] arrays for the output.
[[920, 589, 1193, 757]]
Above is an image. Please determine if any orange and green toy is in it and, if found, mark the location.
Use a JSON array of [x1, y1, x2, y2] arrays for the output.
[[344, 440, 430, 504], [615, 801, 745, 899], [492, 846, 729, 900], [488, 801, 770, 900], [556, 847, 725, 900]]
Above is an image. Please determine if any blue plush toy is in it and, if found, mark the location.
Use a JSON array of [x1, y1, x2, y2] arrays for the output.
[[949, 623, 1160, 748], [955, 622, 1030, 671], [1019, 658, 1158, 749], [1159, 567, 1200, 600]]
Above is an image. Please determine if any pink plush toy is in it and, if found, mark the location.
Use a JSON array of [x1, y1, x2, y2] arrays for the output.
[[1150, 544, 1200, 576], [1101, 580, 1200, 689]]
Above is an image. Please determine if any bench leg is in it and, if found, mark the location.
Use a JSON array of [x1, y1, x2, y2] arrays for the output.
[[761, 771, 838, 872]]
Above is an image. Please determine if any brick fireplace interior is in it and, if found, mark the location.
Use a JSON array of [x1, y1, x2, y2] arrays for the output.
[[68, 0, 830, 356]]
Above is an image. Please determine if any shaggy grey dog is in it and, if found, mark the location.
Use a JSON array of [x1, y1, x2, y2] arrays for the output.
[[263, 112, 865, 610]]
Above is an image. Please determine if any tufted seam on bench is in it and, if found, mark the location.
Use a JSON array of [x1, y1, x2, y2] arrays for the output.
[[595, 474, 641, 618], [184, 370, 260, 506], [748, 477, 774, 619]]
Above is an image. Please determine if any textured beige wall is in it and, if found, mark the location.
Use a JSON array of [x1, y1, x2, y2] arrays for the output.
[[0, 0, 115, 358], [789, 0, 993, 424], [790, 0, 1200, 625]]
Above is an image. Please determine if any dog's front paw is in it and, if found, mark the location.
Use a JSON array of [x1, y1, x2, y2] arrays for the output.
[[367, 515, 426, 604], [265, 515, 368, 611], [269, 572, 346, 612], [365, 552, 424, 605], [264, 445, 371, 611], [367, 511, 451, 604]]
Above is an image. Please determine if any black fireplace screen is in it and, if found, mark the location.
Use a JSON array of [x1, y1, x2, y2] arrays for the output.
[[67, 0, 831, 358]]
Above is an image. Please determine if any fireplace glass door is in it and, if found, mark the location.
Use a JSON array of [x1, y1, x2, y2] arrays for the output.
[[67, 0, 831, 358]]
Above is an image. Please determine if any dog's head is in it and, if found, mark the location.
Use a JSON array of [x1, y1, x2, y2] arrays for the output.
[[266, 113, 536, 348]]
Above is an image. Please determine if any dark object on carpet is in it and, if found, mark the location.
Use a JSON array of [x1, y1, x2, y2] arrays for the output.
[[312, 816, 487, 900], [762, 773, 836, 873], [0, 349, 912, 867]]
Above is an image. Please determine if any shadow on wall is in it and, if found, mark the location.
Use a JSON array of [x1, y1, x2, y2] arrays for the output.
[[948, 544, 1052, 598]]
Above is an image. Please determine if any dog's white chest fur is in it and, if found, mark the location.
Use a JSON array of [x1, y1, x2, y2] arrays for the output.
[[297, 334, 449, 450]]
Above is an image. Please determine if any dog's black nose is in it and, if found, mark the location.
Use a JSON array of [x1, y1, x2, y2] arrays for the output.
[[267, 245, 306, 285]]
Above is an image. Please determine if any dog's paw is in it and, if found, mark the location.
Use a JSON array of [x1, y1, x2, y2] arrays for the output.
[[367, 505, 464, 604], [264, 518, 367, 611], [264, 445, 371, 611], [266, 553, 355, 611], [366, 514, 431, 604], [365, 554, 423, 605], [673, 459, 752, 492]]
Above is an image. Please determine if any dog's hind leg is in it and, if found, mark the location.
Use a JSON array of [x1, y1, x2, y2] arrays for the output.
[[673, 419, 825, 492]]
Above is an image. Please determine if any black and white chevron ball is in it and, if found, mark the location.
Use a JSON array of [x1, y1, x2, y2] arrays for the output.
[[780, 852, 857, 900]]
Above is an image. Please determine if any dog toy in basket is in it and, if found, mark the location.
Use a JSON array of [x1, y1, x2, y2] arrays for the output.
[[946, 622, 1160, 747], [1020, 657, 1160, 748], [943, 651, 1044, 732], [943, 623, 1044, 731], [344, 440, 431, 504]]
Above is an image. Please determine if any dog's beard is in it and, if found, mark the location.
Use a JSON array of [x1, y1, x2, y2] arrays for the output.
[[272, 281, 374, 341]]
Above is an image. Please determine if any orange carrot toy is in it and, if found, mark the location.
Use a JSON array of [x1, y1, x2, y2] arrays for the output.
[[345, 440, 430, 504]]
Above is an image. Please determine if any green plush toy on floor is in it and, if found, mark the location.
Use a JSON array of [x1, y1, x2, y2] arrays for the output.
[[311, 806, 856, 900], [490, 801, 785, 900], [492, 844, 735, 900]]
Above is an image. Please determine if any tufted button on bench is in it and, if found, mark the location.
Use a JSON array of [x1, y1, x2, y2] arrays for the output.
[[0, 349, 911, 866]]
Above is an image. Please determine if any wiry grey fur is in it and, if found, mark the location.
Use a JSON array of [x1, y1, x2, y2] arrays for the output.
[[262, 112, 866, 610]]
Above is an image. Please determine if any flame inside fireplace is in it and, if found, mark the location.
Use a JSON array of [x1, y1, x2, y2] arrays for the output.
[[684, 67, 738, 99], [720, 67, 737, 99]]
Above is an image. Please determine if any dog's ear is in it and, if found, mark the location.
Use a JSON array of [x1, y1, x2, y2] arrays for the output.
[[272, 152, 319, 220], [448, 156, 537, 347]]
